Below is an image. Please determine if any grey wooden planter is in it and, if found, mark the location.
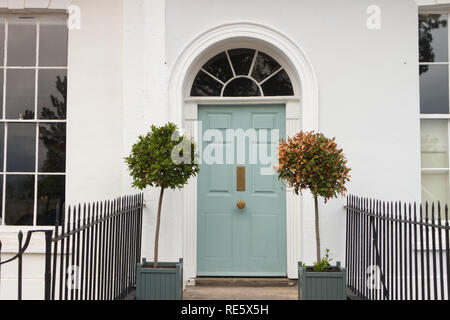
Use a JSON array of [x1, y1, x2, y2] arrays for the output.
[[136, 258, 183, 300], [298, 261, 347, 300]]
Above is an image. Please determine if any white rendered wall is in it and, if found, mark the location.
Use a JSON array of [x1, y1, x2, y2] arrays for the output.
[[0, 0, 426, 299], [66, 0, 124, 204], [165, 0, 422, 266], [121, 0, 183, 265]]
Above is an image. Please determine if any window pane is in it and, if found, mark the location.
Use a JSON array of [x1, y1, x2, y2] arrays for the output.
[[0, 19, 5, 66], [203, 52, 233, 83], [5, 175, 34, 226], [0, 123, 4, 171], [7, 123, 36, 172], [422, 172, 449, 205], [419, 14, 448, 63], [38, 70, 67, 119], [0, 175, 2, 225], [191, 70, 223, 96], [7, 18, 36, 67], [6, 69, 35, 119], [252, 52, 281, 83], [39, 18, 68, 67], [39, 123, 66, 173], [420, 64, 449, 114], [37, 175, 65, 226], [0, 69, 3, 118], [421, 120, 449, 168], [228, 49, 255, 75], [223, 78, 261, 97], [261, 70, 294, 96]]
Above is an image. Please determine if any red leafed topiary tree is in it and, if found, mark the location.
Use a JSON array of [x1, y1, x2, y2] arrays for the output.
[[277, 131, 351, 264]]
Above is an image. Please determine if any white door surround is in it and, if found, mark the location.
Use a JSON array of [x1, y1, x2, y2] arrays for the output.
[[168, 22, 319, 283]]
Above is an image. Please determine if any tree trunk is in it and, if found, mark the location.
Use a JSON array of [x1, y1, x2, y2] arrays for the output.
[[314, 196, 321, 263], [153, 187, 165, 268]]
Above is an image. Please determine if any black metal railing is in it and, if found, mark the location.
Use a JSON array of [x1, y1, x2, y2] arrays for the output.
[[0, 194, 143, 300], [50, 194, 144, 300], [346, 195, 450, 300], [0, 230, 53, 300]]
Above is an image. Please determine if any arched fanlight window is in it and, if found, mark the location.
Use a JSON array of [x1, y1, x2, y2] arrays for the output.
[[191, 49, 294, 97]]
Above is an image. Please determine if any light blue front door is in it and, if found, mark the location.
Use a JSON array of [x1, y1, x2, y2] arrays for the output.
[[197, 104, 287, 277]]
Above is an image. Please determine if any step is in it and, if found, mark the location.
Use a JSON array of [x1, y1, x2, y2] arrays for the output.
[[194, 278, 297, 288]]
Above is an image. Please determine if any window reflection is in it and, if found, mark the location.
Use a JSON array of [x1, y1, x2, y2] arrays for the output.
[[191, 70, 223, 97], [39, 19, 68, 67], [6, 69, 35, 119], [229, 49, 255, 75], [0, 123, 4, 171], [422, 172, 449, 205], [37, 175, 65, 226], [0, 16, 67, 227], [39, 123, 66, 173], [0, 20, 4, 66], [203, 52, 233, 83], [223, 78, 261, 97], [7, 123, 36, 172], [421, 120, 449, 168], [252, 52, 281, 83], [261, 70, 294, 96], [420, 64, 449, 114], [191, 49, 294, 97], [0, 69, 3, 118], [7, 18, 36, 67], [0, 175, 2, 225], [419, 14, 448, 63], [5, 175, 34, 226], [38, 70, 67, 120]]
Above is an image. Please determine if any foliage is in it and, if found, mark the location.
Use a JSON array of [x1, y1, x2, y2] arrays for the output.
[[277, 131, 351, 202], [125, 123, 199, 268], [312, 249, 333, 272], [125, 123, 199, 191], [419, 14, 447, 75]]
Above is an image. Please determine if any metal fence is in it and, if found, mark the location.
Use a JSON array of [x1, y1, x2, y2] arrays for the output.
[[0, 230, 53, 300], [346, 195, 450, 300], [0, 194, 143, 300]]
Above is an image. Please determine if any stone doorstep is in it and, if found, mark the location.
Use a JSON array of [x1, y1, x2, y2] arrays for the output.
[[194, 278, 298, 288]]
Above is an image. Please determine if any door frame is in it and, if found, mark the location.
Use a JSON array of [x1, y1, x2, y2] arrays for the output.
[[182, 98, 303, 283], [169, 23, 320, 285]]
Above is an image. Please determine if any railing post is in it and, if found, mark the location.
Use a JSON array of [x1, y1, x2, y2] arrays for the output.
[[18, 231, 23, 301], [44, 230, 53, 300]]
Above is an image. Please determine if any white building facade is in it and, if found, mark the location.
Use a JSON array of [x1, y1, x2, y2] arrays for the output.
[[0, 0, 447, 299]]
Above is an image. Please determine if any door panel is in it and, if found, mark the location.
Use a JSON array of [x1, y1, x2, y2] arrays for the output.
[[197, 104, 286, 277]]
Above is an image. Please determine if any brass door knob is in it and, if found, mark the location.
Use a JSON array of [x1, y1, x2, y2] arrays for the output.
[[237, 200, 246, 209]]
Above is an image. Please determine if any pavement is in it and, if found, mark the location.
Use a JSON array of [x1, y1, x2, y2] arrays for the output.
[[183, 278, 298, 300]]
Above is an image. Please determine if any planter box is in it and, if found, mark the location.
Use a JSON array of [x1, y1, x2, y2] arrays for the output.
[[136, 258, 183, 300], [298, 261, 347, 300]]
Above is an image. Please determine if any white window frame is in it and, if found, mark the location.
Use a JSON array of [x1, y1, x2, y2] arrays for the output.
[[0, 14, 67, 229]]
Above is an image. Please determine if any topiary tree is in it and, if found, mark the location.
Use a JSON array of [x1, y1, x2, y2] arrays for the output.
[[277, 131, 351, 263], [125, 123, 199, 268]]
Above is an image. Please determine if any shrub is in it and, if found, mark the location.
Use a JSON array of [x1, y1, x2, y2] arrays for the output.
[[277, 131, 350, 264], [125, 123, 199, 268]]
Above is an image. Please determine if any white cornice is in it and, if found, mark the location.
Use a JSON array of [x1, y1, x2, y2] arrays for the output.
[[0, 0, 72, 10], [417, 0, 450, 6]]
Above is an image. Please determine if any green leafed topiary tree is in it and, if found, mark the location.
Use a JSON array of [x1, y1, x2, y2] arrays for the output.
[[277, 131, 351, 264], [125, 123, 199, 268]]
